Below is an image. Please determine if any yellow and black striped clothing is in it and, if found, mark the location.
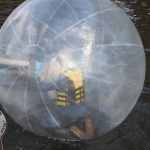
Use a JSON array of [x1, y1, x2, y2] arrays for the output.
[[57, 68, 85, 106], [38, 68, 85, 106]]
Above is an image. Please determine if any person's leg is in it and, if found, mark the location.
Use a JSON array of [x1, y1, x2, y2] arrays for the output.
[[70, 118, 95, 140], [0, 138, 4, 150], [59, 103, 95, 140], [59, 102, 87, 119]]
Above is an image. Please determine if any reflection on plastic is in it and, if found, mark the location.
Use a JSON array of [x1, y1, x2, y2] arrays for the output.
[[0, 0, 145, 140]]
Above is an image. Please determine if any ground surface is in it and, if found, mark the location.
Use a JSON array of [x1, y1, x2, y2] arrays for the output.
[[1, 94, 150, 150]]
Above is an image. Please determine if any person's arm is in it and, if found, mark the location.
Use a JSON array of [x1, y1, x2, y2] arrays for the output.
[[40, 63, 48, 81], [38, 81, 57, 92], [38, 61, 67, 92], [38, 74, 67, 92], [38, 63, 57, 91]]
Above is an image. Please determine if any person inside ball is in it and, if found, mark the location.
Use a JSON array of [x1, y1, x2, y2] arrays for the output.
[[35, 56, 95, 140]]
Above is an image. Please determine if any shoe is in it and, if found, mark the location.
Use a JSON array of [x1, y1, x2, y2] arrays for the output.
[[70, 118, 95, 140], [85, 118, 95, 138]]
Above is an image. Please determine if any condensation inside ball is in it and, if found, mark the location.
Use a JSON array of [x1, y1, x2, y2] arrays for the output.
[[0, 0, 145, 140]]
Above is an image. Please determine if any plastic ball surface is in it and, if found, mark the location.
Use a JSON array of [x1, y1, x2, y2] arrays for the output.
[[0, 0, 145, 140]]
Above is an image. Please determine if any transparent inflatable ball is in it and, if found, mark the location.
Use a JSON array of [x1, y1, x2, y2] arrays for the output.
[[0, 0, 145, 140]]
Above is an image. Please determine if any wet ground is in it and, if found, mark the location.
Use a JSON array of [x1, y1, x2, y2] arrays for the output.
[[0, 0, 150, 149]]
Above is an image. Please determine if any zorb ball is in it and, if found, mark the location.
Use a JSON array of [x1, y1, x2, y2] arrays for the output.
[[0, 0, 145, 140]]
